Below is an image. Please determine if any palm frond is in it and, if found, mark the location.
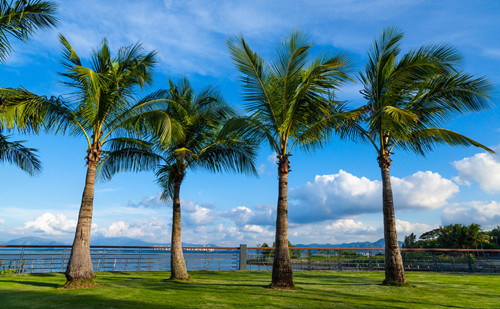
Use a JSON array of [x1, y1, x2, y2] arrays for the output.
[[399, 128, 494, 155], [0, 133, 41, 175], [0, 0, 58, 62], [98, 137, 163, 181]]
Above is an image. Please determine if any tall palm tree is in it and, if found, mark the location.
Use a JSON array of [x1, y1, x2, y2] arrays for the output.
[[348, 27, 493, 284], [0, 0, 57, 173], [227, 31, 353, 288], [99, 77, 257, 280], [52, 34, 171, 288]]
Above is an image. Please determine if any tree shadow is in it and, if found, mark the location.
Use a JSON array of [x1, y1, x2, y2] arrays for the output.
[[1, 280, 60, 288], [0, 290, 169, 309]]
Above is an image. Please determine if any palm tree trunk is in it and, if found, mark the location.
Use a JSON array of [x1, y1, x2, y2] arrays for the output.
[[271, 155, 294, 288], [64, 145, 100, 288], [379, 154, 406, 284], [170, 172, 189, 280]]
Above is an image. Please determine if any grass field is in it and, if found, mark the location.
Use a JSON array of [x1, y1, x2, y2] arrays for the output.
[[0, 271, 499, 308]]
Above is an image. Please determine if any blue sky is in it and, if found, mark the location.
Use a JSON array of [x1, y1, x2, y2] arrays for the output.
[[1, 0, 499, 245]]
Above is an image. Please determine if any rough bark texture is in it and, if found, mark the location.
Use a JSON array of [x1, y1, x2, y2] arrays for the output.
[[170, 172, 190, 280], [271, 155, 294, 288], [64, 143, 101, 287], [378, 153, 406, 284]]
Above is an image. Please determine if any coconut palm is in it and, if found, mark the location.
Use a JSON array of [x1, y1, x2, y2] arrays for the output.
[[0, 0, 57, 173], [99, 77, 257, 280], [347, 27, 493, 284], [227, 31, 354, 288], [52, 34, 172, 288]]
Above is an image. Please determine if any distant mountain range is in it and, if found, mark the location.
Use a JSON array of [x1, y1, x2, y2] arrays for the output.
[[2, 236, 402, 248], [296, 238, 403, 248], [3, 236, 64, 246]]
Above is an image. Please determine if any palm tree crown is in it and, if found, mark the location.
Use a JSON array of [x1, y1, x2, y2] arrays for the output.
[[353, 27, 493, 161], [100, 77, 257, 193]]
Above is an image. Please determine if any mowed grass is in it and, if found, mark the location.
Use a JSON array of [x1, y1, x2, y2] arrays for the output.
[[0, 271, 499, 308]]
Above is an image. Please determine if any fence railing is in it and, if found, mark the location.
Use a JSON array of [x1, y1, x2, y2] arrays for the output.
[[1, 245, 499, 274]]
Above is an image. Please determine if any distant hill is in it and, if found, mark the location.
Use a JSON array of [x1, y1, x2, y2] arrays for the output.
[[4, 236, 64, 246], [296, 238, 402, 249]]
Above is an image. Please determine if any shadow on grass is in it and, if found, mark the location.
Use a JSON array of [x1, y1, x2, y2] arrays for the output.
[[28, 273, 61, 277], [0, 290, 168, 309], [1, 280, 60, 288]]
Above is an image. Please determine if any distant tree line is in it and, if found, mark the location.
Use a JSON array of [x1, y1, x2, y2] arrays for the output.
[[257, 242, 301, 259], [403, 224, 500, 249]]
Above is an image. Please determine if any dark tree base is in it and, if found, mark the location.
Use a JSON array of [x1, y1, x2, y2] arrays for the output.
[[61, 278, 98, 289], [268, 283, 296, 290], [169, 275, 191, 281]]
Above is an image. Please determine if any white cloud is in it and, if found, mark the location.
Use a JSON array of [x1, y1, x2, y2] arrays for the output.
[[127, 192, 168, 208], [258, 163, 266, 175], [242, 224, 273, 237], [0, 218, 4, 225], [287, 219, 380, 245], [97, 218, 169, 241], [396, 219, 436, 237], [442, 201, 500, 228], [19, 212, 82, 236], [223, 204, 275, 226], [185, 204, 214, 225], [289, 170, 458, 223], [324, 219, 377, 235], [453, 149, 500, 194], [267, 152, 278, 165], [392, 171, 459, 209], [225, 206, 253, 226]]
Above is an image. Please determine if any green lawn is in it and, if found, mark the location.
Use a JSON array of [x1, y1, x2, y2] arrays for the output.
[[0, 271, 498, 308]]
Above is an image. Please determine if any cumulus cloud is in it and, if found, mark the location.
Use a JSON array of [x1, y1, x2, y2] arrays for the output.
[[289, 170, 458, 223], [18, 212, 95, 236], [97, 218, 169, 241], [392, 171, 459, 209], [288, 219, 380, 244], [453, 149, 500, 194], [127, 193, 168, 208], [222, 204, 275, 227], [324, 219, 377, 235], [396, 219, 436, 237], [185, 204, 215, 226], [442, 201, 500, 228], [0, 218, 4, 224]]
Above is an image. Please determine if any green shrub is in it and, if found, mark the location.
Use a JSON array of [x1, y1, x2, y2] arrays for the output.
[[0, 269, 16, 275]]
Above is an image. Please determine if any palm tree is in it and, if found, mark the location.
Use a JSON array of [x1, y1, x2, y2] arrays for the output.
[[0, 0, 57, 173], [348, 27, 493, 284], [227, 31, 353, 288], [52, 34, 171, 288], [99, 77, 257, 280]]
